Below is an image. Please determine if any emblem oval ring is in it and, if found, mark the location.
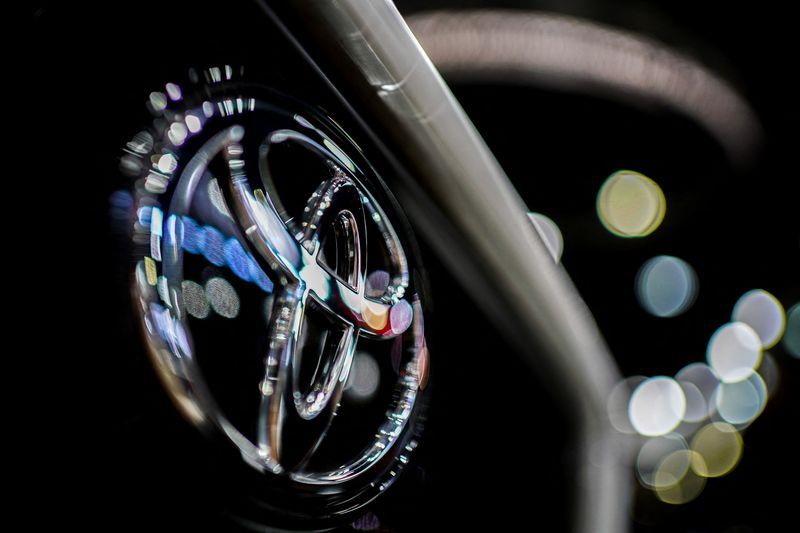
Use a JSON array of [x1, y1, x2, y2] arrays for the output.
[[126, 82, 429, 517]]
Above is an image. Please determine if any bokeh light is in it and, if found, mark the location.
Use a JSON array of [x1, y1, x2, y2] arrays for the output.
[[596, 170, 666, 237], [168, 122, 188, 146], [157, 154, 178, 174], [732, 289, 786, 348], [783, 303, 800, 358], [636, 433, 688, 488], [527, 212, 564, 262], [628, 377, 686, 436], [707, 322, 762, 383], [390, 299, 414, 335], [351, 512, 381, 532], [678, 380, 707, 424], [165, 82, 182, 101], [185, 114, 202, 134], [690, 422, 743, 478], [675, 363, 719, 419], [654, 450, 707, 504], [366, 270, 390, 298], [363, 300, 389, 330], [205, 277, 240, 318], [757, 352, 779, 397], [636, 256, 698, 317], [149, 91, 167, 112], [182, 280, 209, 319], [713, 373, 767, 426], [345, 351, 381, 402]]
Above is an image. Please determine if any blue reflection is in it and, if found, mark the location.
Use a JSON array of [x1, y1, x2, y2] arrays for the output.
[[109, 190, 133, 209], [636, 255, 698, 318], [110, 190, 134, 221], [137, 206, 153, 226], [224, 238, 253, 282], [203, 226, 226, 266], [252, 262, 274, 293], [180, 216, 273, 294], [182, 216, 206, 254]]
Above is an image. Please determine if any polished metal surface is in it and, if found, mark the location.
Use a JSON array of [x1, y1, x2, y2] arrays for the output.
[[274, 1, 633, 531], [128, 78, 428, 513]]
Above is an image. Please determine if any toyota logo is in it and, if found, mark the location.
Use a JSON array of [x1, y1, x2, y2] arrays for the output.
[[126, 78, 429, 519]]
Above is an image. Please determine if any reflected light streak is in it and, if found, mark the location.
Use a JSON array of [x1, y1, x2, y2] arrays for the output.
[[323, 138, 356, 172], [300, 264, 331, 300], [208, 178, 233, 218]]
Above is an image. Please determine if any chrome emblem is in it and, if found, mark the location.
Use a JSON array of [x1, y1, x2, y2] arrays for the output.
[[125, 76, 428, 518]]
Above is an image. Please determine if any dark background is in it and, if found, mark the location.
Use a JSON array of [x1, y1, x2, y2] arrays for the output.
[[27, 1, 798, 531]]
